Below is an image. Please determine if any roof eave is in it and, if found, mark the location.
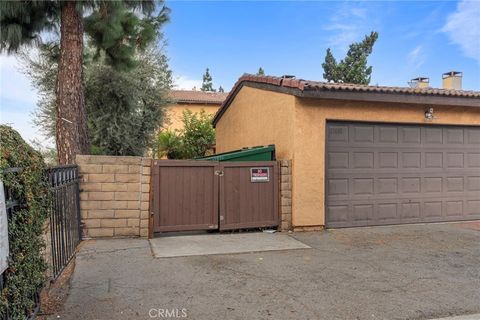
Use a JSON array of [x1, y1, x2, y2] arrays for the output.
[[300, 88, 480, 108], [212, 81, 480, 127], [175, 100, 223, 105]]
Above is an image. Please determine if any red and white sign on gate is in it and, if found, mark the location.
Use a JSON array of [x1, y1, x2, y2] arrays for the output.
[[250, 167, 270, 182]]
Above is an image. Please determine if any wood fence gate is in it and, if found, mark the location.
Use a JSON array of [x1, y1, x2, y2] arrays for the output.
[[150, 160, 278, 234]]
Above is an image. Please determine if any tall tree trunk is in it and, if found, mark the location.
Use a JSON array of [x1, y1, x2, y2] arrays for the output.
[[56, 1, 89, 164]]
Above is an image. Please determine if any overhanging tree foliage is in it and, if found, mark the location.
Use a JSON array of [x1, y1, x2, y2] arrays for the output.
[[322, 31, 378, 85], [0, 1, 169, 164], [24, 44, 173, 156], [85, 48, 172, 156]]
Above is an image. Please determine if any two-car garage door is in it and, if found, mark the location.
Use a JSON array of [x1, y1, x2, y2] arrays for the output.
[[326, 121, 480, 228]]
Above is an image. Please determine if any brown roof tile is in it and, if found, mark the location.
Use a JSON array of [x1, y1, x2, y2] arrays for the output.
[[213, 74, 480, 126], [303, 80, 480, 97], [234, 74, 480, 98], [168, 90, 228, 105]]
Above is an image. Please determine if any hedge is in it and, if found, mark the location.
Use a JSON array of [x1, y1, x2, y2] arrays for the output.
[[0, 125, 49, 319]]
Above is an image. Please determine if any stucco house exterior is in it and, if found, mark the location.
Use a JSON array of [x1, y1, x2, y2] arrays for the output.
[[213, 74, 480, 230], [164, 90, 228, 131]]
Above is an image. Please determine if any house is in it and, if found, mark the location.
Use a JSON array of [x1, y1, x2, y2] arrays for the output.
[[213, 73, 480, 230], [164, 90, 228, 131]]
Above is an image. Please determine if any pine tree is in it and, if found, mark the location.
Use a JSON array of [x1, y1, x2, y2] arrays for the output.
[[322, 31, 378, 85], [0, 1, 169, 164], [218, 86, 225, 93], [201, 68, 215, 92], [322, 49, 340, 83], [257, 67, 265, 75]]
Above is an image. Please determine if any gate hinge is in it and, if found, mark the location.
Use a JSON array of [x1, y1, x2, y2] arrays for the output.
[[214, 170, 224, 176]]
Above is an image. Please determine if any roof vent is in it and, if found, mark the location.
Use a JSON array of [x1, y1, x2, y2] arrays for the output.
[[442, 71, 462, 90], [408, 77, 430, 88], [281, 75, 296, 79]]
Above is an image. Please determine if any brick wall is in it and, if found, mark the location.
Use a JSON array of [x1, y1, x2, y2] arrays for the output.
[[279, 160, 292, 231], [76, 155, 151, 238]]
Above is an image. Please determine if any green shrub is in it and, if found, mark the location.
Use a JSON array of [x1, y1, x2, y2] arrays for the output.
[[152, 130, 184, 159], [181, 110, 215, 159], [153, 110, 215, 159], [0, 125, 49, 319]]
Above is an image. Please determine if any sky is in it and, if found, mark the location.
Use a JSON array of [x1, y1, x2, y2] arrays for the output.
[[1, 0, 479, 146]]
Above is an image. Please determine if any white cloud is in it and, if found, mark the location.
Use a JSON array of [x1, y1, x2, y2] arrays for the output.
[[324, 2, 379, 53], [173, 75, 202, 90], [324, 23, 359, 52], [442, 0, 480, 64], [349, 7, 367, 20], [407, 45, 427, 70]]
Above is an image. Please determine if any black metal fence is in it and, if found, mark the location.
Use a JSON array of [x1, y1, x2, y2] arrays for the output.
[[46, 165, 82, 279], [1, 165, 81, 319]]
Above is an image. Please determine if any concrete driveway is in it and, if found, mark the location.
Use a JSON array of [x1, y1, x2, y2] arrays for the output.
[[51, 222, 480, 320]]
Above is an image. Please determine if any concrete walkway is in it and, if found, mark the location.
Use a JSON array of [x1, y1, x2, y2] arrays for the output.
[[149, 232, 310, 258], [51, 222, 480, 320]]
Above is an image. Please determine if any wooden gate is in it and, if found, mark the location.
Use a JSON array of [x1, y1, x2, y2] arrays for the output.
[[219, 162, 278, 230], [151, 161, 219, 233], [151, 160, 278, 233]]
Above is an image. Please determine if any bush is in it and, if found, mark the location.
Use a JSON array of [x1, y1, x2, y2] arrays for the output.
[[152, 110, 215, 159], [181, 110, 215, 159], [152, 130, 184, 159], [0, 125, 49, 319]]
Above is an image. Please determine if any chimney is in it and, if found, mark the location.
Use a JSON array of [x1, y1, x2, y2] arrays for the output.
[[408, 77, 430, 88], [442, 71, 462, 90]]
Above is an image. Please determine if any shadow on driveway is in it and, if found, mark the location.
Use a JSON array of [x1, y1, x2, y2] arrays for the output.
[[50, 222, 480, 320]]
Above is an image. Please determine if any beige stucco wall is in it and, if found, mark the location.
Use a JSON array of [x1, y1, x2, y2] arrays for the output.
[[214, 86, 480, 228], [293, 97, 480, 226], [215, 86, 296, 160], [164, 103, 220, 132]]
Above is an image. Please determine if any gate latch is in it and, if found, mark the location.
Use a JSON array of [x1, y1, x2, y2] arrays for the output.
[[214, 170, 224, 176]]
